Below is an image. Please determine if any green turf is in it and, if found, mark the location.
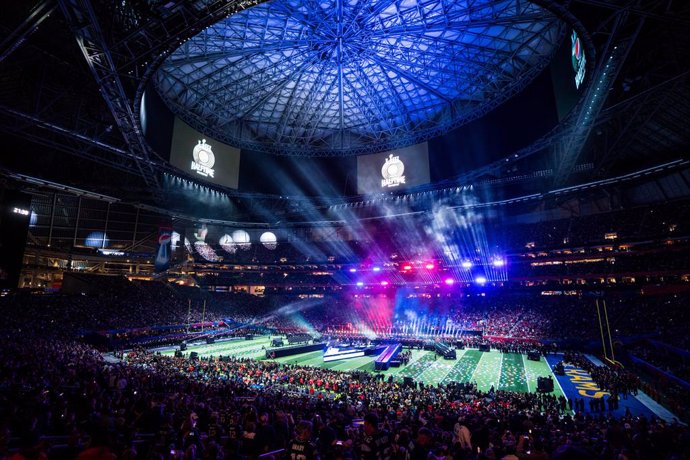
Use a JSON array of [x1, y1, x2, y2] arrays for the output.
[[498, 353, 529, 393], [397, 352, 436, 380], [273, 350, 323, 365], [524, 355, 564, 396], [471, 350, 503, 392], [441, 349, 482, 385], [160, 336, 272, 360], [417, 357, 455, 384], [157, 336, 565, 396]]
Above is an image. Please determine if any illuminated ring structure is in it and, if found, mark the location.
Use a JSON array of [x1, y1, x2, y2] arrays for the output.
[[154, 0, 566, 156]]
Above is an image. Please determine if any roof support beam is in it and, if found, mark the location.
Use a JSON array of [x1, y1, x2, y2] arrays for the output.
[[0, 0, 56, 64], [552, 11, 644, 186], [58, 0, 161, 193]]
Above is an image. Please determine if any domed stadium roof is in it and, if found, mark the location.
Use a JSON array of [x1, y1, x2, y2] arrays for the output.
[[153, 0, 566, 156]]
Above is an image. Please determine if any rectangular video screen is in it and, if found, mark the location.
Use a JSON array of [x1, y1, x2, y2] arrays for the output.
[[357, 143, 430, 194], [170, 117, 241, 189], [550, 30, 587, 121]]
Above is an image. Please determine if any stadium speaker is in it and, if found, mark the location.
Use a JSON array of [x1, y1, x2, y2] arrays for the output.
[[537, 377, 554, 393], [174, 350, 183, 358], [245, 334, 253, 340], [189, 352, 199, 360], [179, 342, 187, 351], [479, 344, 490, 352], [527, 352, 541, 361], [206, 337, 215, 344]]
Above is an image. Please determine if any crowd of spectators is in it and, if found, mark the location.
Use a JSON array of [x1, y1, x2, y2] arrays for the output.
[[516, 244, 690, 279], [2, 278, 690, 459], [562, 353, 641, 398], [5, 197, 690, 459], [626, 343, 690, 384], [3, 285, 690, 353], [496, 203, 690, 251], [623, 341, 690, 422], [2, 331, 689, 460]]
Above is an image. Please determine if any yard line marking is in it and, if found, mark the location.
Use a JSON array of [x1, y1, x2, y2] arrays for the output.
[[544, 354, 569, 404], [522, 353, 534, 393], [497, 351, 504, 391]]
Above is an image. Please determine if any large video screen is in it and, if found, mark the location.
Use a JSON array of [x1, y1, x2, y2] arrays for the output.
[[550, 30, 588, 121], [170, 118, 241, 189], [357, 143, 430, 195]]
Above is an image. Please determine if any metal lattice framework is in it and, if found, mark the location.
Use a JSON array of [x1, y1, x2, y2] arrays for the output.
[[154, 0, 566, 156], [1, 0, 688, 224]]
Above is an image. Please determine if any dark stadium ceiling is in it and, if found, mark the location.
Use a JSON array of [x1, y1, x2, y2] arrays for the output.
[[153, 0, 566, 156], [0, 0, 688, 219]]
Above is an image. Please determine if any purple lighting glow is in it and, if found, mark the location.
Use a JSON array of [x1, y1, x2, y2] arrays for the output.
[[475, 276, 487, 285], [493, 258, 505, 267], [349, 268, 357, 273], [372, 267, 381, 272], [356, 281, 364, 287], [381, 281, 389, 286], [444, 278, 454, 285], [461, 261, 473, 269]]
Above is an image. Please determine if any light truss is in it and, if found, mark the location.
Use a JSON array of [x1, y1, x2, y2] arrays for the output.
[[0, 105, 143, 176], [58, 0, 162, 192], [154, 0, 566, 156], [54, 0, 267, 196], [0, 0, 56, 64]]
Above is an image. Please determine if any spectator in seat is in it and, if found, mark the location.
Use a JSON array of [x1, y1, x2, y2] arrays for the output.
[[453, 417, 472, 452], [288, 420, 320, 460]]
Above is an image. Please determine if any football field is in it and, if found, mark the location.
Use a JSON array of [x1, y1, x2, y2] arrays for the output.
[[158, 335, 565, 396]]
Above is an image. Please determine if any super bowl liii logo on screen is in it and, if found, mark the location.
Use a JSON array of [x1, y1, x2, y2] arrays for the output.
[[191, 139, 215, 178], [381, 154, 406, 188]]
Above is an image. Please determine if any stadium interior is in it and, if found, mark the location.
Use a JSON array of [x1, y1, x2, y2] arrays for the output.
[[1, 0, 690, 459]]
